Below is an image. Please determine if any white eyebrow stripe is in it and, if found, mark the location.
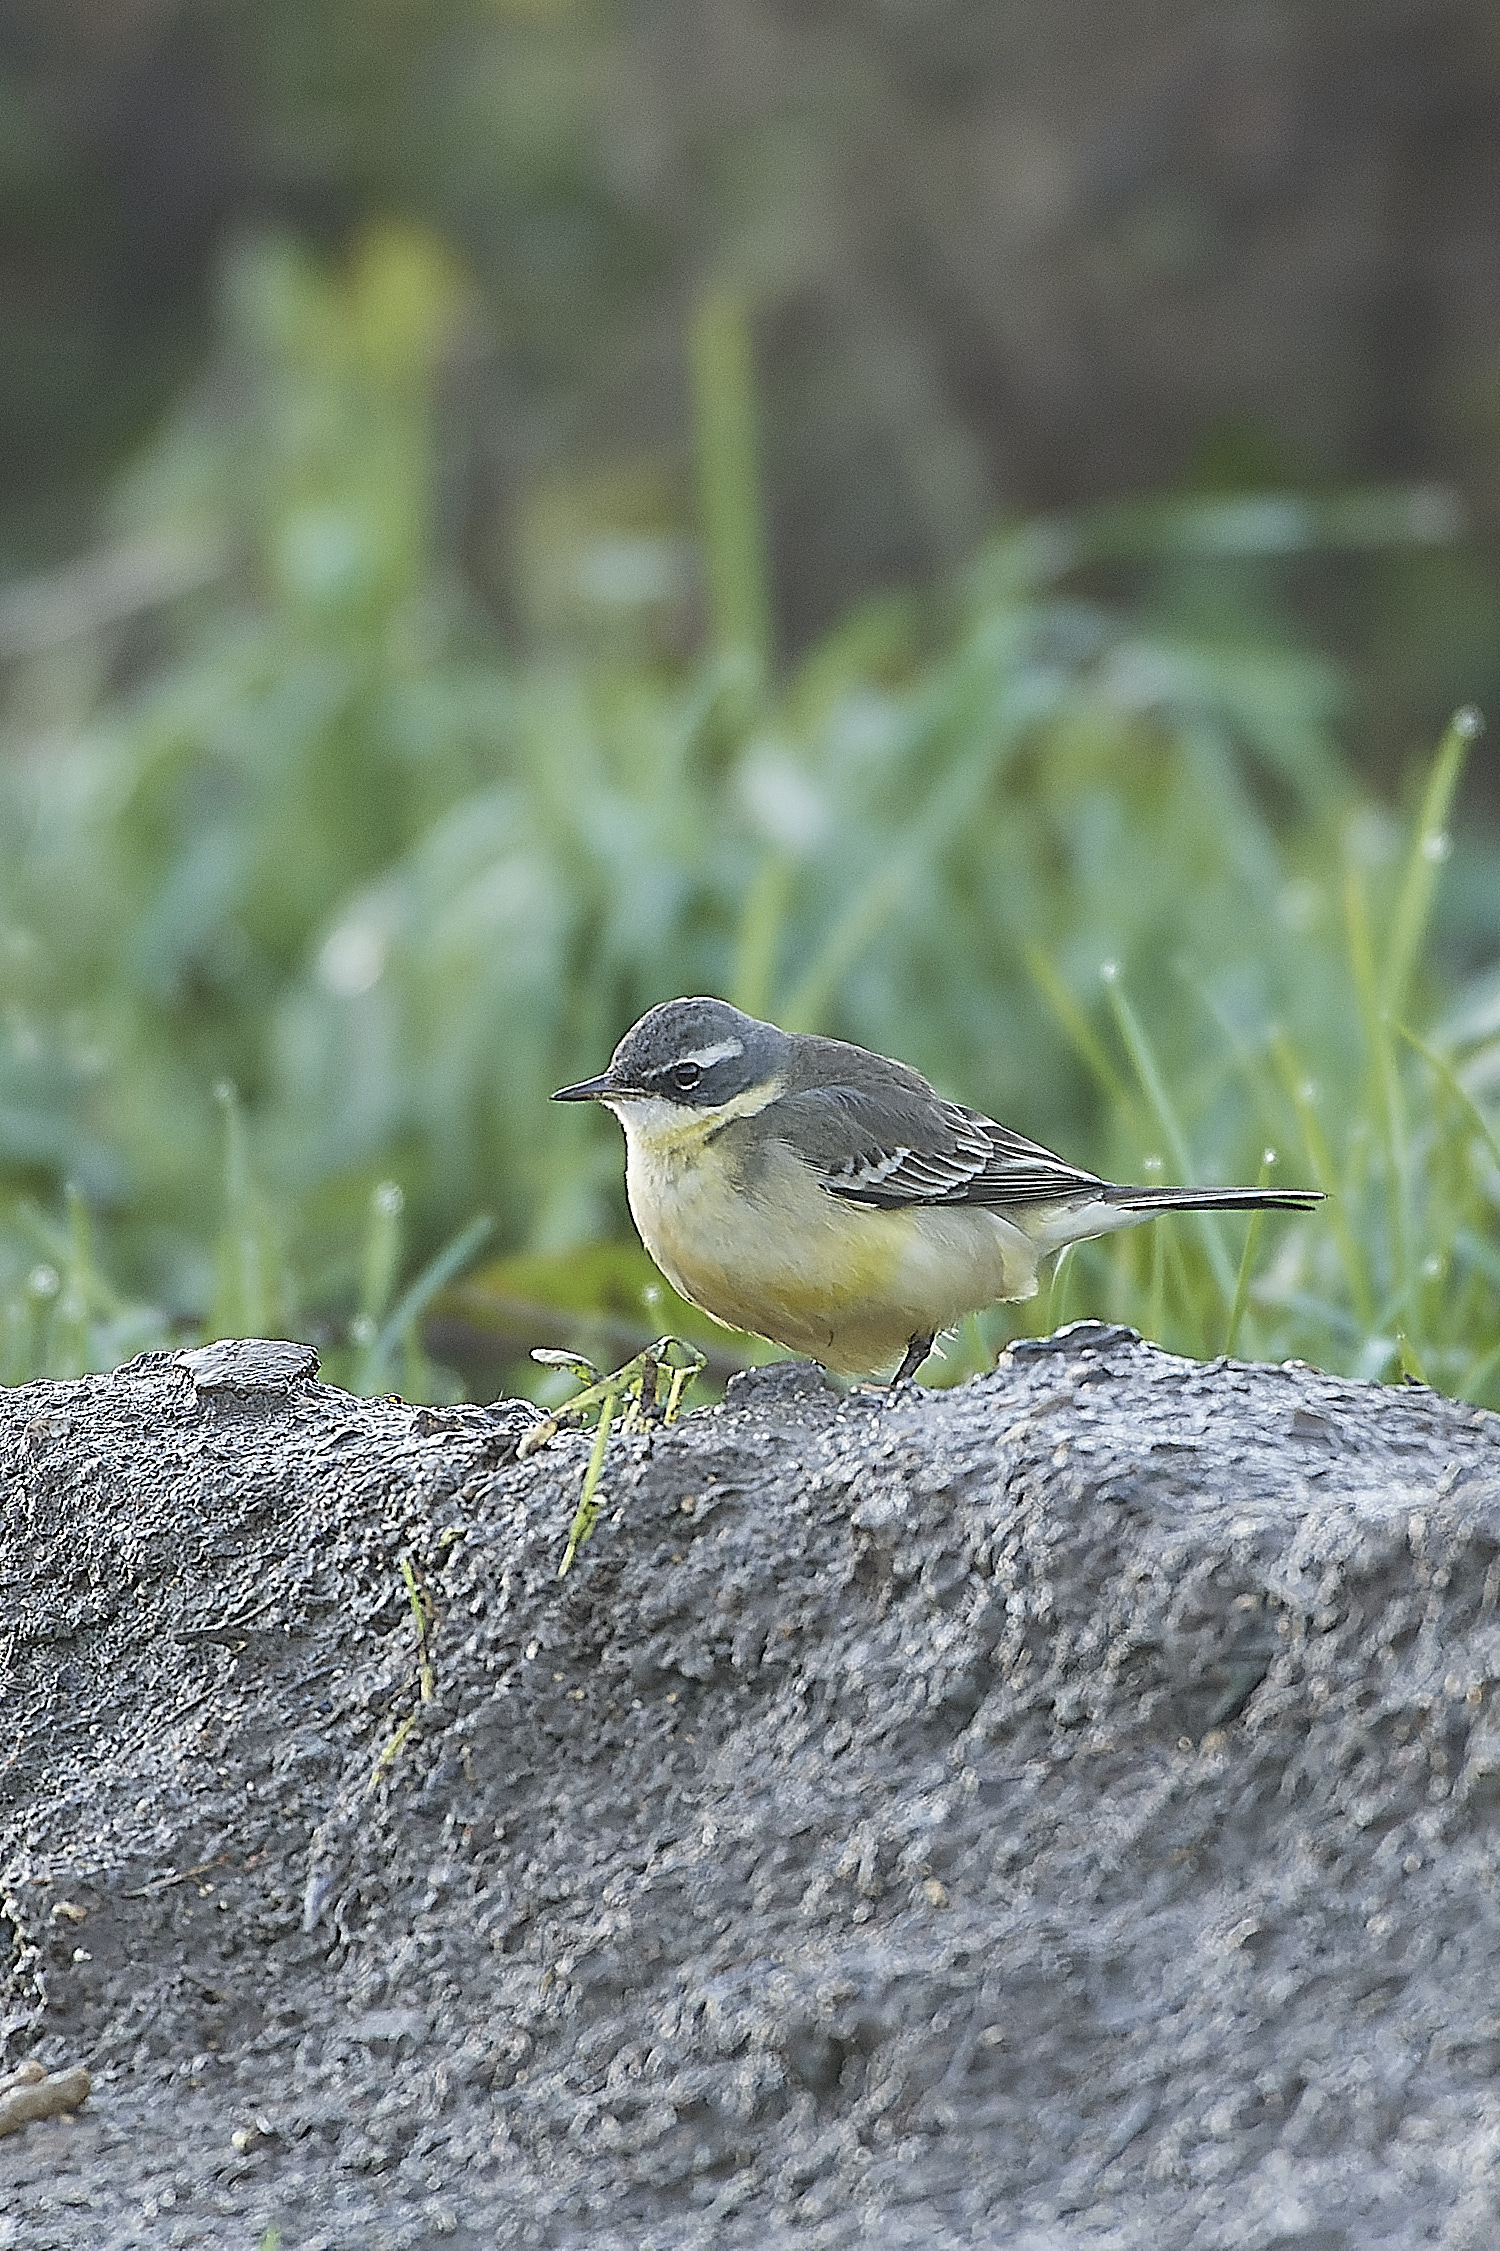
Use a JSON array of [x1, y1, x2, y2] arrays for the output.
[[678, 1038, 744, 1069]]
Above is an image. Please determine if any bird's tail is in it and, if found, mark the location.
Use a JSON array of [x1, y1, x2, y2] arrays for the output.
[[1100, 1184, 1323, 1214]]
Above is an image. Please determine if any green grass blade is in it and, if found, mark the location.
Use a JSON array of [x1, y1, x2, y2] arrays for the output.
[[1146, 1199, 1168, 1345], [361, 1214, 495, 1394], [1393, 1020, 1500, 1171], [1267, 1027, 1373, 1326], [360, 1181, 406, 1328], [1459, 1338, 1500, 1406], [690, 289, 771, 690], [1396, 1331, 1429, 1385], [783, 689, 1026, 1029], [1382, 706, 1482, 1023], [53, 1183, 94, 1376], [732, 853, 794, 1019], [559, 1386, 618, 1577], [1344, 856, 1410, 1297], [1102, 967, 1236, 1303], [1043, 1241, 1077, 1334], [210, 1080, 277, 1339], [1223, 1150, 1276, 1358], [1025, 946, 1139, 1122], [1453, 1229, 1500, 1292], [782, 860, 909, 1031]]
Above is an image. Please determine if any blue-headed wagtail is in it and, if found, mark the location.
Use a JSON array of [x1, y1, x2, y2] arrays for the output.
[[553, 996, 1322, 1382]]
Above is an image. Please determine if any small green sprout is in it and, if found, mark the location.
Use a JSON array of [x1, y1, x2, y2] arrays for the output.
[[519, 1337, 707, 1576]]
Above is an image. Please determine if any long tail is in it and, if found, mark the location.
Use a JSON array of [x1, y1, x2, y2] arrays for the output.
[[1101, 1184, 1323, 1214]]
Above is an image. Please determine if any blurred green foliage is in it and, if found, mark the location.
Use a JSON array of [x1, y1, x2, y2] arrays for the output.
[[0, 225, 1497, 1404]]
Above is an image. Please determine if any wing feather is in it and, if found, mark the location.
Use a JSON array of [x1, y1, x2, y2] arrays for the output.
[[767, 1086, 1103, 1211]]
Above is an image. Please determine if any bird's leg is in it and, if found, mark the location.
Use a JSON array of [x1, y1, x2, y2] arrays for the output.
[[891, 1332, 935, 1387]]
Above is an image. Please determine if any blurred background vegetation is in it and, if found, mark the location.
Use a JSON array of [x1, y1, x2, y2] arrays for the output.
[[1, 0, 1499, 1405]]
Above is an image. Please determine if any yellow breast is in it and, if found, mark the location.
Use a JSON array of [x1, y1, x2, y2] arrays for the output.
[[610, 1092, 1041, 1373]]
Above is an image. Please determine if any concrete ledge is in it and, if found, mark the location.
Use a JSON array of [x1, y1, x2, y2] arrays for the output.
[[3, 1324, 1500, 2248]]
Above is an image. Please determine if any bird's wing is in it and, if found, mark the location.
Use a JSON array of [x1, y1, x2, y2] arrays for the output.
[[766, 1086, 1104, 1211]]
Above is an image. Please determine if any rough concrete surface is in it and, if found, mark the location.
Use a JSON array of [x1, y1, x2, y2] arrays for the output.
[[4, 1322, 1500, 2249]]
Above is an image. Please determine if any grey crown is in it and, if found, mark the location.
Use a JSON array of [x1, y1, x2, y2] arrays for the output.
[[606, 997, 785, 1107]]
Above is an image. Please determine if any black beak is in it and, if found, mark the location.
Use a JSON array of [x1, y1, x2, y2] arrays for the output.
[[551, 1073, 617, 1102]]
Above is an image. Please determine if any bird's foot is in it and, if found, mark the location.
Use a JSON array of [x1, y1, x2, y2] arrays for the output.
[[889, 1332, 935, 1388]]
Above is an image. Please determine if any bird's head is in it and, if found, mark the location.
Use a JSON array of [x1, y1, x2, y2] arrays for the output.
[[552, 996, 787, 1119]]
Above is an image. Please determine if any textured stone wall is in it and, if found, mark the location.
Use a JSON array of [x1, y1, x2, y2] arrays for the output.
[[4, 1327, 1500, 2246]]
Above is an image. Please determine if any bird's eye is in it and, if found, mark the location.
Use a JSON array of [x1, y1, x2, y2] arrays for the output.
[[671, 1060, 702, 1092]]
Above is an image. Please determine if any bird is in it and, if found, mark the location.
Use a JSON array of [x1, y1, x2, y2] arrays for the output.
[[552, 996, 1322, 1383]]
